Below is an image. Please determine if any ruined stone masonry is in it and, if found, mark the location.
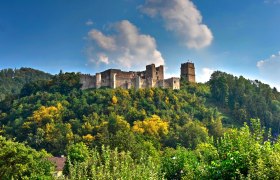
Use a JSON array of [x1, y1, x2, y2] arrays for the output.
[[80, 62, 195, 90], [181, 62, 195, 83]]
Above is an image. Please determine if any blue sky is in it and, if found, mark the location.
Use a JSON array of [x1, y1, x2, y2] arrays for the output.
[[0, 0, 280, 89]]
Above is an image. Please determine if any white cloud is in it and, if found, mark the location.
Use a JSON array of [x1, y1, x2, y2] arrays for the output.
[[257, 60, 265, 68], [86, 20, 164, 69], [264, 0, 280, 4], [86, 20, 94, 26], [257, 52, 280, 90], [197, 67, 214, 83], [88, 30, 116, 51], [140, 0, 213, 49], [98, 53, 109, 64]]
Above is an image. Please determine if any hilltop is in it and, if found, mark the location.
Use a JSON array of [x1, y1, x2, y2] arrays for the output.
[[1, 68, 280, 179]]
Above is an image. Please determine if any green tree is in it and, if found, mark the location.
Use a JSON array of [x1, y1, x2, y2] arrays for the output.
[[0, 136, 54, 179], [177, 120, 209, 149], [209, 71, 229, 106], [66, 146, 163, 179], [64, 142, 89, 176]]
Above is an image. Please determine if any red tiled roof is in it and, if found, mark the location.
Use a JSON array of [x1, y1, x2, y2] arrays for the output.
[[47, 157, 66, 171]]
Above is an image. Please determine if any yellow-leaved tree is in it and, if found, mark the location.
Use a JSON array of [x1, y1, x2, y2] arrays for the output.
[[82, 134, 95, 145], [23, 103, 63, 129], [132, 115, 169, 138], [111, 95, 118, 104], [22, 103, 74, 155]]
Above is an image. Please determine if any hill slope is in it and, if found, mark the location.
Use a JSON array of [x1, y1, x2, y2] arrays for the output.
[[0, 68, 52, 101], [1, 70, 280, 179], [208, 71, 280, 135]]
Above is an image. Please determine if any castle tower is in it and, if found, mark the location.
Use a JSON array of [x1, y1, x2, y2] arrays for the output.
[[155, 65, 164, 80], [146, 64, 156, 80], [181, 62, 195, 83], [146, 64, 156, 87]]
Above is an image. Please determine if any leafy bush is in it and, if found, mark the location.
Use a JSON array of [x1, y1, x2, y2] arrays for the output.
[[65, 145, 163, 180], [0, 136, 54, 179]]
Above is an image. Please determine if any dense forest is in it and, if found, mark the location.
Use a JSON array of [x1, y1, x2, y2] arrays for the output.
[[0, 68, 52, 101], [209, 71, 280, 134], [1, 69, 280, 179]]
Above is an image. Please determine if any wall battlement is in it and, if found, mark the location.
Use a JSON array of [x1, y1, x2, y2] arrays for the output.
[[80, 62, 195, 90]]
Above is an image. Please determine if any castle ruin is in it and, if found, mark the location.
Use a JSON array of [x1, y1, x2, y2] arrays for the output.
[[80, 62, 195, 90], [181, 62, 195, 83]]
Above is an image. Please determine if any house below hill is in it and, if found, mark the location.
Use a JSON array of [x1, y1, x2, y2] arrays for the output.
[[47, 156, 66, 178]]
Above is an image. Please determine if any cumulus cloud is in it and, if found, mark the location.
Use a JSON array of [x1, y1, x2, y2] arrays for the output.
[[88, 30, 116, 51], [86, 20, 94, 26], [86, 20, 164, 69], [197, 67, 214, 83], [257, 52, 280, 90], [140, 0, 213, 49]]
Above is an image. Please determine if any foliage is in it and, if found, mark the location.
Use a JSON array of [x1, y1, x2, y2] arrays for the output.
[[66, 145, 163, 180], [63, 142, 90, 175], [0, 68, 52, 101], [0, 136, 54, 179], [0, 77, 221, 155], [161, 147, 200, 179], [1, 69, 280, 179], [63, 119, 280, 179], [20, 72, 82, 97], [159, 119, 280, 179], [67, 142, 89, 163], [209, 71, 280, 134], [176, 120, 209, 149], [203, 119, 280, 179], [132, 115, 169, 138]]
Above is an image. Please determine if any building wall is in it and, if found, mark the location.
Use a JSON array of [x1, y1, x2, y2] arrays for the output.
[[115, 72, 135, 89], [96, 73, 101, 88], [100, 70, 111, 87], [164, 77, 180, 90], [80, 74, 96, 90], [80, 62, 195, 90]]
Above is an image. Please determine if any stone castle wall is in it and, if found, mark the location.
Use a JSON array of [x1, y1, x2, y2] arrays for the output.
[[80, 62, 195, 90], [165, 77, 180, 90], [80, 74, 95, 90]]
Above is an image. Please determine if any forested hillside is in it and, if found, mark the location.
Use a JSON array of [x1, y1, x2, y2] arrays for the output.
[[209, 71, 280, 135], [0, 68, 52, 101], [1, 70, 280, 179]]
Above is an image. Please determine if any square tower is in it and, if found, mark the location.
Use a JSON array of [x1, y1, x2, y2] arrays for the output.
[[146, 64, 156, 80], [155, 65, 164, 80], [180, 62, 195, 83]]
